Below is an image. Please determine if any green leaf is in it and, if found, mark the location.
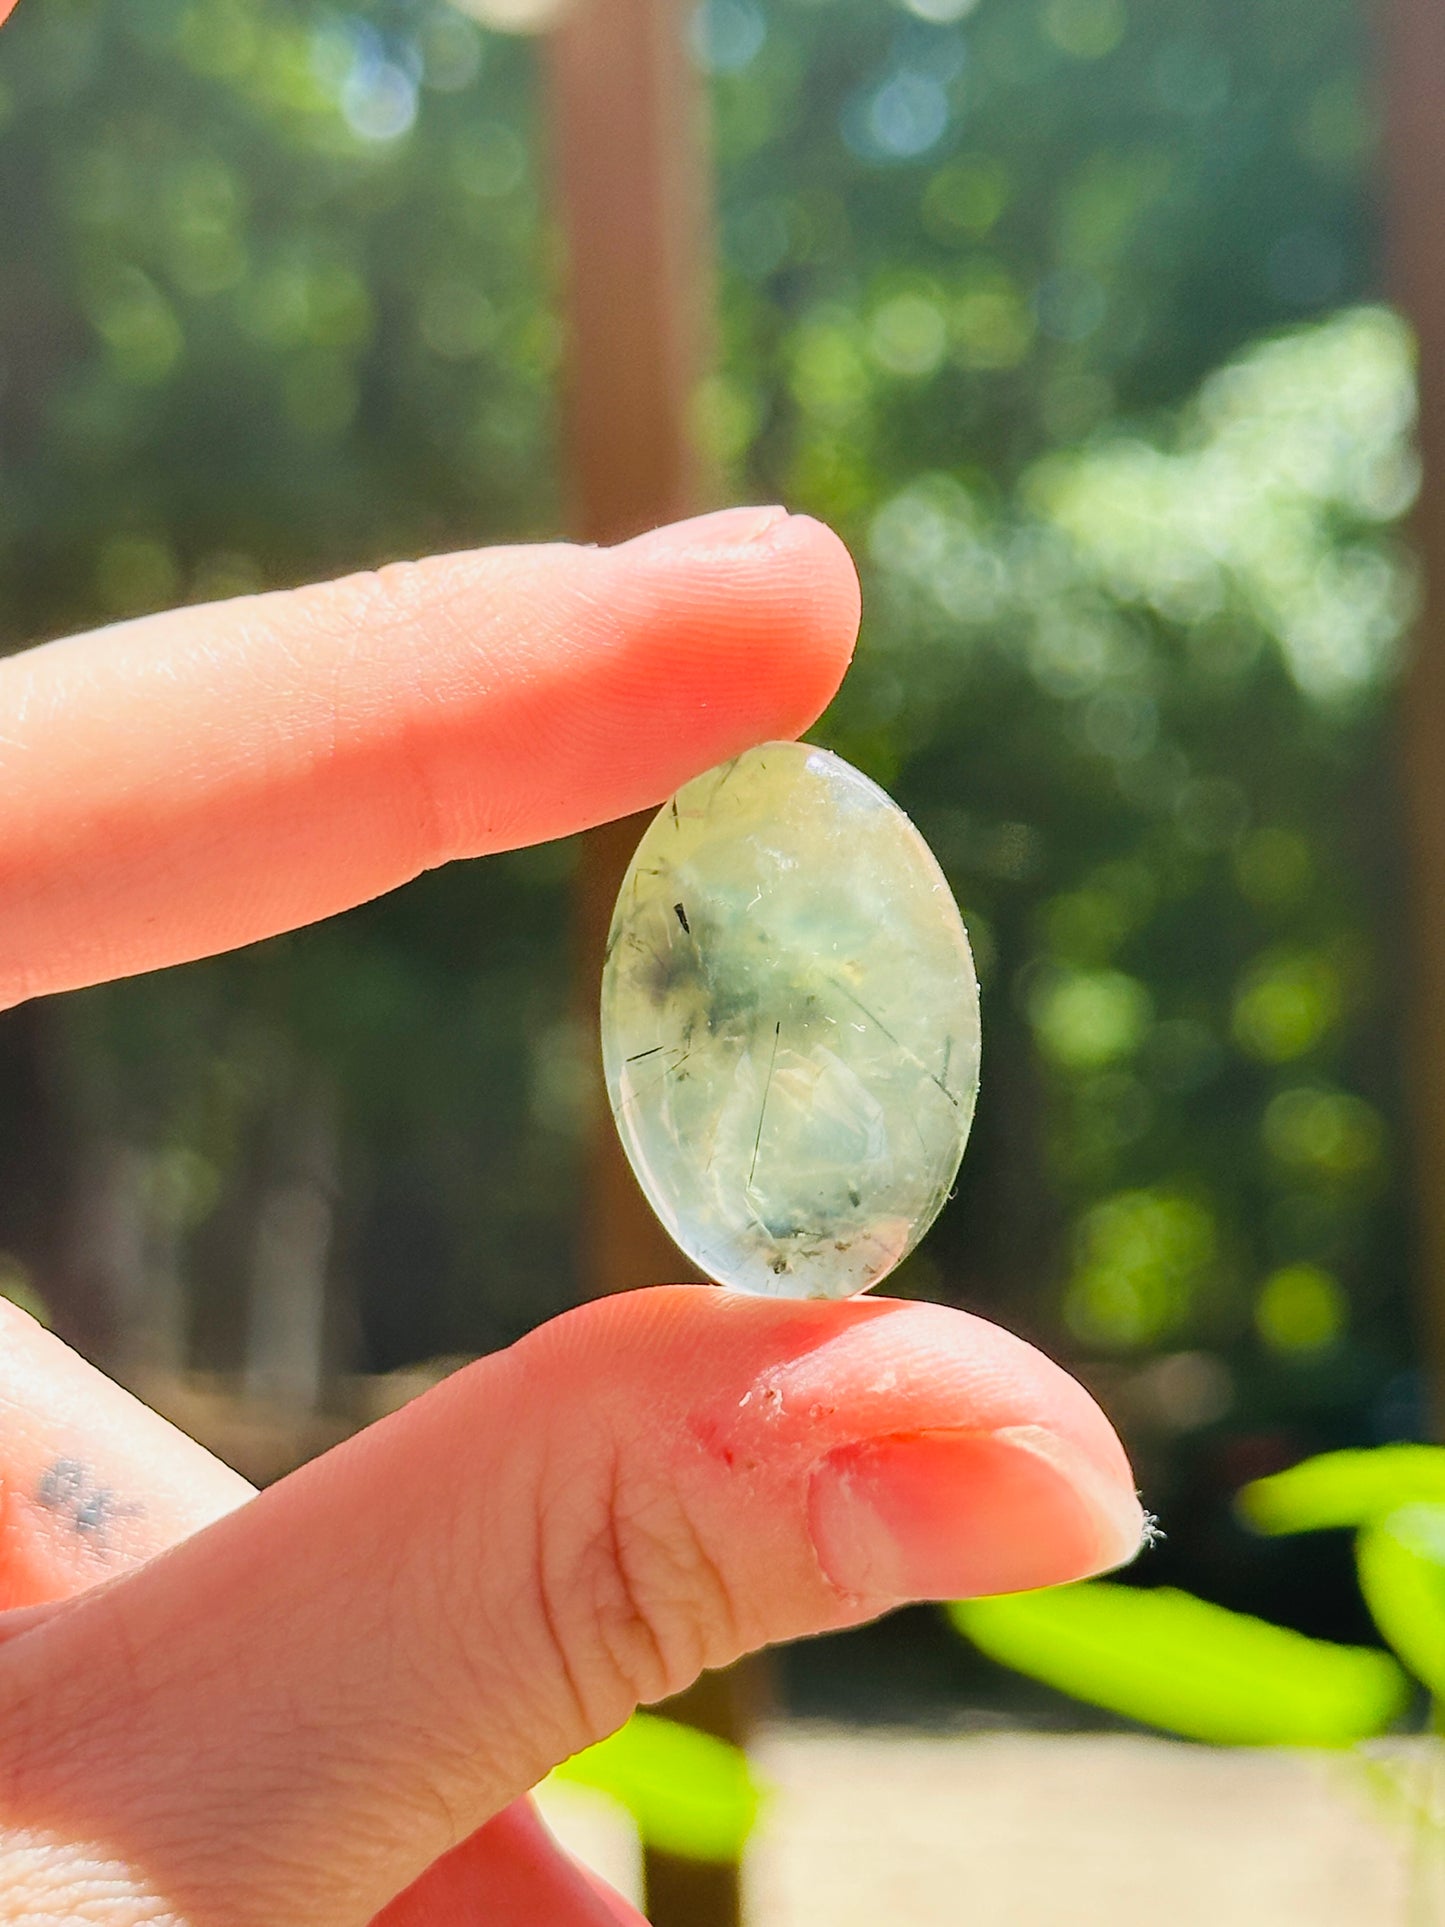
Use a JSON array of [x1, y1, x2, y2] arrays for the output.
[[1357, 1504, 1445, 1698], [1240, 1448, 1445, 1536], [950, 1582, 1409, 1746], [549, 1713, 761, 1864]]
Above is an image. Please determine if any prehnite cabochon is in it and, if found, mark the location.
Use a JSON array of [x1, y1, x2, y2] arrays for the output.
[[600, 741, 980, 1299]]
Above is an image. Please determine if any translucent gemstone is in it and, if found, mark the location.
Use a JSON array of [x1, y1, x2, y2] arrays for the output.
[[600, 741, 980, 1299]]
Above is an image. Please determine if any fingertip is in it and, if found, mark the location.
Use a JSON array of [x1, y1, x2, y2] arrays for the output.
[[602, 506, 861, 741], [809, 1424, 1147, 1603], [771, 511, 864, 641], [0, 509, 865, 1001], [534, 1284, 1145, 1613], [533, 1285, 1141, 1568], [740, 1293, 1138, 1508], [764, 512, 863, 717]]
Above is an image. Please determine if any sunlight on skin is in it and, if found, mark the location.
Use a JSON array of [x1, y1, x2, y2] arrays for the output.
[[0, 506, 1142, 1925]]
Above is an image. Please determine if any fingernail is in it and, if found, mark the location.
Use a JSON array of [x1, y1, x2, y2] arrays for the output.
[[616, 505, 789, 559], [808, 1424, 1146, 1602]]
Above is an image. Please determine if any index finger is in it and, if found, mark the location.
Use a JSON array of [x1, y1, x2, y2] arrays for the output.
[[0, 507, 860, 1008]]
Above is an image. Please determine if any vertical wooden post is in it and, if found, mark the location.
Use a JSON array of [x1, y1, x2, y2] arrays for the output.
[[545, 0, 712, 546], [544, 8, 751, 1925], [1385, 0, 1445, 1428]]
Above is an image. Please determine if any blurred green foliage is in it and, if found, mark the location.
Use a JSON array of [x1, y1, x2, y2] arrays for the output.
[[0, 0, 1413, 1605], [867, 311, 1414, 1386], [948, 1446, 1445, 1765], [952, 1575, 1410, 1746], [1242, 1445, 1445, 1534], [924, 1450, 1445, 1910], [1357, 1505, 1445, 1703], [0, 0, 556, 638]]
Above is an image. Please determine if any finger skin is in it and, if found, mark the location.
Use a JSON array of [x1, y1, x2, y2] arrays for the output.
[[0, 509, 859, 1008], [375, 1801, 647, 1927], [0, 1299, 252, 1610], [0, 1301, 643, 1926], [0, 1289, 1142, 1926]]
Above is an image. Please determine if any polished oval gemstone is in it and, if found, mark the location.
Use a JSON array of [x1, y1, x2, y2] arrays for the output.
[[600, 741, 980, 1299]]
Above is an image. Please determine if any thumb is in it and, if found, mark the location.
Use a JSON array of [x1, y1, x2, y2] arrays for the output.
[[1, 1290, 1143, 1926]]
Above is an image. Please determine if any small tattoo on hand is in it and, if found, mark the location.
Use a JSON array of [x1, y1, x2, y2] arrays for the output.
[[35, 1458, 142, 1553]]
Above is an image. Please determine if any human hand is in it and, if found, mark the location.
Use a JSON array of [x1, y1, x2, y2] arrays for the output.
[[0, 508, 1146, 1925]]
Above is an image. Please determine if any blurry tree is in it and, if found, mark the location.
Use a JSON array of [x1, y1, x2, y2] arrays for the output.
[[699, 0, 1377, 506], [0, 0, 572, 1372], [0, 0, 1406, 1621], [855, 311, 1418, 1616]]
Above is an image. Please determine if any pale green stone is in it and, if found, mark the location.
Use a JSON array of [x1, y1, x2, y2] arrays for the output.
[[600, 741, 980, 1299]]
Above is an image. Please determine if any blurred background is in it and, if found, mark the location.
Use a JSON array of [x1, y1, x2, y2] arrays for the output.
[[0, 0, 1437, 1917]]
